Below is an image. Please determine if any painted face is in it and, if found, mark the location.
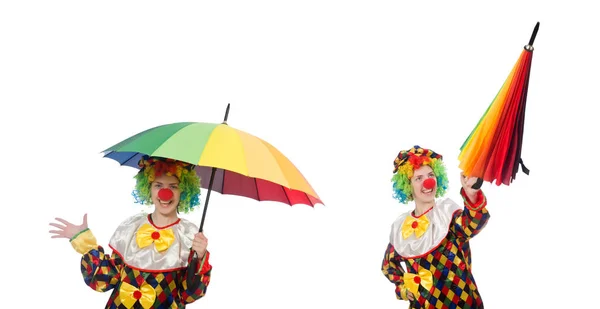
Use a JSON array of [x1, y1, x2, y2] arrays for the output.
[[150, 174, 181, 216], [410, 165, 437, 204]]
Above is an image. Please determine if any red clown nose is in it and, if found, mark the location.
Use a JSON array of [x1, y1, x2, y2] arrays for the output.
[[158, 188, 173, 201], [423, 178, 436, 190]]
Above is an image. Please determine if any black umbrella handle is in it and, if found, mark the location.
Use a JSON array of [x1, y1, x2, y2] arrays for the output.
[[471, 178, 484, 190]]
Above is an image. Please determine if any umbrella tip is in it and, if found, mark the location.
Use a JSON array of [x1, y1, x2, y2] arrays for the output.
[[223, 103, 231, 124], [525, 22, 540, 51]]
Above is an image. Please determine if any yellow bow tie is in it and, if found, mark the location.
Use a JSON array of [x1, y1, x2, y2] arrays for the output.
[[403, 268, 433, 298], [119, 281, 156, 309], [136, 223, 175, 252], [401, 215, 429, 239]]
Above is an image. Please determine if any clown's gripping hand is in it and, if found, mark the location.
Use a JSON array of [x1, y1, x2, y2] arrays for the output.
[[460, 172, 480, 204], [454, 172, 490, 242], [192, 232, 208, 259]]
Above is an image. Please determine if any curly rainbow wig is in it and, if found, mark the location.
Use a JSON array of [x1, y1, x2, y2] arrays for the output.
[[132, 156, 201, 213], [391, 145, 449, 204]]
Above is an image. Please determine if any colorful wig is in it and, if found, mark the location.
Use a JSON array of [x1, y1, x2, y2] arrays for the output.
[[132, 156, 201, 213], [391, 145, 449, 204]]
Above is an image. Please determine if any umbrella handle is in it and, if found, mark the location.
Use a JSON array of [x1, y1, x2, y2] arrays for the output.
[[471, 178, 484, 190], [186, 251, 202, 290]]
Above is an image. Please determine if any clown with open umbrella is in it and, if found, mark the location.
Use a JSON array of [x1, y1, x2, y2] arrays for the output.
[[49, 104, 322, 308]]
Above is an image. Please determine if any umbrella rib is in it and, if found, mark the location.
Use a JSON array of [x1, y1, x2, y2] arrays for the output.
[[122, 152, 140, 166], [103, 151, 140, 167], [221, 168, 225, 194], [306, 193, 315, 207], [282, 185, 291, 206], [253, 177, 260, 201]]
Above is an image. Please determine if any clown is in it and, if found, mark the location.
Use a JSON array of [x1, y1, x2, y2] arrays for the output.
[[49, 156, 212, 309], [381, 146, 490, 309]]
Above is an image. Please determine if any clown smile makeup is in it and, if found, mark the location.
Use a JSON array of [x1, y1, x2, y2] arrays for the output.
[[159, 199, 174, 207]]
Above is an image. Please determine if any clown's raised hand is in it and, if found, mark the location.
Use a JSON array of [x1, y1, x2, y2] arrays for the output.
[[49, 214, 88, 239], [460, 172, 480, 203]]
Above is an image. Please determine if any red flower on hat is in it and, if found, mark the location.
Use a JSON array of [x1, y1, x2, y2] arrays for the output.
[[408, 153, 430, 168], [153, 160, 178, 177]]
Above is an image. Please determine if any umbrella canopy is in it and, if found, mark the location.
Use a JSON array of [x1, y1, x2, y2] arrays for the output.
[[102, 104, 322, 233], [103, 122, 322, 207], [458, 22, 539, 187]]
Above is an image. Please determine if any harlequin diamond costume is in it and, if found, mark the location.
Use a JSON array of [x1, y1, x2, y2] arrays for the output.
[[69, 156, 212, 308], [381, 146, 490, 308]]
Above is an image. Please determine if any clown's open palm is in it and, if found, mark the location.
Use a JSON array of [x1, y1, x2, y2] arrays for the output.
[[49, 214, 88, 239]]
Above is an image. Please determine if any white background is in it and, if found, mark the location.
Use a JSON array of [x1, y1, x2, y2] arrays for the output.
[[1, 1, 598, 308]]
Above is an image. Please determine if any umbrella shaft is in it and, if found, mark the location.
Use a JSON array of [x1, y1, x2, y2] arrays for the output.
[[198, 167, 217, 232]]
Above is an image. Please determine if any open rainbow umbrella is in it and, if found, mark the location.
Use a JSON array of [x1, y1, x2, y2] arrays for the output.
[[459, 22, 539, 188], [102, 104, 323, 233]]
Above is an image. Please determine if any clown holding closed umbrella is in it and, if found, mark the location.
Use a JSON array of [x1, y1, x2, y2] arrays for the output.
[[381, 146, 490, 308], [381, 22, 540, 309]]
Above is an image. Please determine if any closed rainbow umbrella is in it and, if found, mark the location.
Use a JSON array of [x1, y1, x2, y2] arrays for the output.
[[459, 22, 539, 188]]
